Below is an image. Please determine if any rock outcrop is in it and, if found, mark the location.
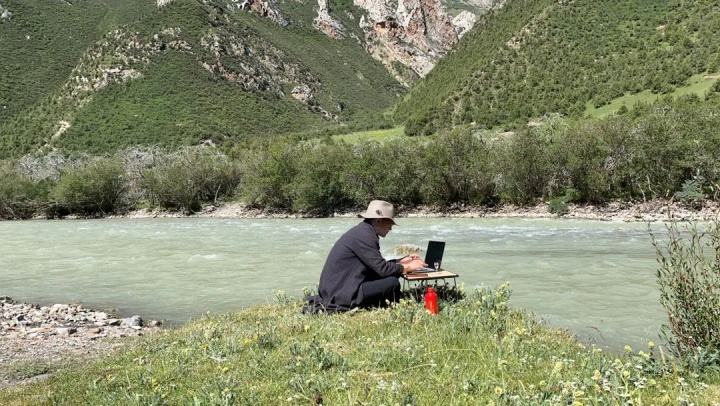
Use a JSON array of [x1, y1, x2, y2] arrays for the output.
[[313, 0, 495, 86], [357, 0, 460, 85], [231, 0, 290, 26], [313, 0, 346, 40], [0, 3, 12, 22], [453, 10, 477, 37], [199, 31, 336, 119]]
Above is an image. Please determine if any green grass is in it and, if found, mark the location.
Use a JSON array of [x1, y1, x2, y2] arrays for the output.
[[2, 284, 719, 405], [332, 126, 406, 143], [1, 360, 57, 383], [584, 72, 720, 119]]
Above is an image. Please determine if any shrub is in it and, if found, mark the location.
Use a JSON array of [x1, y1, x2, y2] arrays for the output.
[[237, 139, 296, 210], [51, 157, 128, 216], [548, 198, 569, 216], [343, 138, 424, 208], [493, 128, 552, 205], [675, 177, 705, 209], [0, 161, 52, 219], [140, 148, 240, 214], [287, 140, 353, 215], [419, 129, 494, 206], [650, 218, 720, 370]]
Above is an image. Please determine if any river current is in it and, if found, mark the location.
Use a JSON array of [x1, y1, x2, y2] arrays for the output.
[[0, 217, 666, 350]]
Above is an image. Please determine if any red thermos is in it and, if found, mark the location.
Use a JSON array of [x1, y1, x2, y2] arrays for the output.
[[424, 286, 439, 314]]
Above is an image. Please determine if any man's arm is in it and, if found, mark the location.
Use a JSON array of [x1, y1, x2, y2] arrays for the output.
[[352, 237, 425, 277]]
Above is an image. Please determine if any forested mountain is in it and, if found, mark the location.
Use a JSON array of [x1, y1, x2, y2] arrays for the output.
[[0, 0, 493, 158], [395, 0, 720, 135], [0, 0, 411, 157]]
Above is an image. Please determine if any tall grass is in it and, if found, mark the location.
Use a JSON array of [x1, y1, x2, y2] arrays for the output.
[[651, 218, 720, 370], [1, 285, 718, 404]]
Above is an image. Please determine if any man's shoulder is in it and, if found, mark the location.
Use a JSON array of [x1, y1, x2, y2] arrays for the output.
[[340, 221, 375, 241]]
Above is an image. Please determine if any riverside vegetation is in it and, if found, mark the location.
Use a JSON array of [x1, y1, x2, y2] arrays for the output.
[[2, 274, 720, 404], [1, 97, 719, 219]]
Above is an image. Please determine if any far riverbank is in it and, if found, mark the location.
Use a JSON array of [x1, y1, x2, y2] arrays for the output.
[[117, 199, 720, 223]]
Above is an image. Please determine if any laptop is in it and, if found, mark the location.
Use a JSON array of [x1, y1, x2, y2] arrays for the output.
[[414, 240, 445, 272]]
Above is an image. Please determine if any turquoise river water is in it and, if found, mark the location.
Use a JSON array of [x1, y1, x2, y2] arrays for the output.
[[0, 217, 667, 350]]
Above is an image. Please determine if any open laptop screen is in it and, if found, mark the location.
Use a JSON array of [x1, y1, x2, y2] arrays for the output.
[[424, 241, 445, 267]]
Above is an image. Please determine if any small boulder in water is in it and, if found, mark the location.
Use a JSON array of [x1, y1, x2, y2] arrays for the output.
[[121, 315, 143, 327], [392, 244, 422, 256]]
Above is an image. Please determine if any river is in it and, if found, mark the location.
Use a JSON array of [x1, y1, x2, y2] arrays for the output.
[[0, 217, 667, 350]]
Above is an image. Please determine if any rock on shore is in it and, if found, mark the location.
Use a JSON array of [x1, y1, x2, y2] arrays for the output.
[[0, 296, 161, 390]]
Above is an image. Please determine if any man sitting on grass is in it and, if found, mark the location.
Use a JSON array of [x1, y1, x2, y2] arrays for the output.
[[304, 200, 426, 314]]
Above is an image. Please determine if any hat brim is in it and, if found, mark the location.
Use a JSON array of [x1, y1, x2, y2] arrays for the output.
[[360, 213, 397, 225]]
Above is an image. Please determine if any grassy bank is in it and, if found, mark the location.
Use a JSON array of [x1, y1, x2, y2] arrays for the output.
[[2, 285, 718, 405]]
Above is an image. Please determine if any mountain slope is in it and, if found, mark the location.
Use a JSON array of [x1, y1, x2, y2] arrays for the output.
[[394, 0, 720, 135], [0, 0, 406, 156]]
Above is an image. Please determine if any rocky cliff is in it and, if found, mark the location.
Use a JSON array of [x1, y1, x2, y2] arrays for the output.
[[314, 0, 492, 86]]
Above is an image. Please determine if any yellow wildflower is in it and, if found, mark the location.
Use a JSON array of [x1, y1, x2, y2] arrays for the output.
[[494, 386, 504, 396]]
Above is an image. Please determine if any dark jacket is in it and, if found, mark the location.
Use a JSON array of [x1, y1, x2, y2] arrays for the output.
[[317, 221, 403, 312]]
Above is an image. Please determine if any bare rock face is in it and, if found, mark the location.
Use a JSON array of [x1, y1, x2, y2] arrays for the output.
[[453, 10, 477, 37], [313, 0, 346, 40], [0, 4, 12, 22], [304, 0, 465, 86], [231, 0, 290, 26], [312, 0, 501, 86], [357, 0, 461, 85]]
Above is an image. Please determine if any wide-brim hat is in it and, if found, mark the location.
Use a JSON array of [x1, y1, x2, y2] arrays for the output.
[[359, 200, 397, 225]]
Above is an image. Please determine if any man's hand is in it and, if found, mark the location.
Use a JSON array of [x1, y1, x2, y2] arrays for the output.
[[401, 258, 427, 274], [397, 254, 421, 265]]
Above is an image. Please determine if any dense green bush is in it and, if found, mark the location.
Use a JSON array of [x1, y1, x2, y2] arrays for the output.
[[287, 140, 353, 215], [237, 139, 297, 210], [492, 128, 552, 204], [139, 148, 241, 214], [650, 219, 720, 370], [343, 139, 425, 208], [420, 129, 494, 206], [0, 161, 52, 219], [50, 157, 128, 216]]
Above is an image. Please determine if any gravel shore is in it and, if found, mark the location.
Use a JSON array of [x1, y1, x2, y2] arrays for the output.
[[0, 296, 160, 390], [118, 199, 720, 223]]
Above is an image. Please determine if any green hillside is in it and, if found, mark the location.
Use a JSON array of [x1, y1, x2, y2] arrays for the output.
[[395, 0, 720, 135], [0, 0, 404, 157]]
